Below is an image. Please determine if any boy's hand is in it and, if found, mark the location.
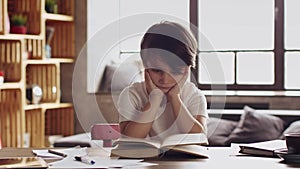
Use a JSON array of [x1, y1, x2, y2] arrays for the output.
[[144, 70, 164, 106], [166, 70, 189, 100], [145, 70, 159, 94]]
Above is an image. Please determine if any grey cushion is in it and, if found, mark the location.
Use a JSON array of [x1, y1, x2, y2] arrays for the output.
[[99, 62, 143, 92], [207, 117, 238, 146], [53, 133, 92, 147], [280, 120, 300, 139], [225, 106, 285, 144], [53, 133, 103, 148]]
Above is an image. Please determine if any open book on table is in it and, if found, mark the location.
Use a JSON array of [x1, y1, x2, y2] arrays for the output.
[[111, 133, 209, 158], [238, 139, 287, 157]]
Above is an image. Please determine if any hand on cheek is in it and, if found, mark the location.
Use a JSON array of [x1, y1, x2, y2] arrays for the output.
[[145, 70, 165, 106], [145, 70, 159, 94], [167, 70, 188, 100]]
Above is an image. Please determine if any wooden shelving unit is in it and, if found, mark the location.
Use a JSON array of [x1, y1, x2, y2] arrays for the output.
[[0, 0, 75, 147]]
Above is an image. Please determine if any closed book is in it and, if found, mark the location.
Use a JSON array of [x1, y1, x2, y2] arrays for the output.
[[238, 140, 287, 157], [111, 133, 209, 158]]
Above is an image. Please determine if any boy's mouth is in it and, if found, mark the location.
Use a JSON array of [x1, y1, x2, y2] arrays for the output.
[[159, 87, 170, 90], [157, 85, 174, 91]]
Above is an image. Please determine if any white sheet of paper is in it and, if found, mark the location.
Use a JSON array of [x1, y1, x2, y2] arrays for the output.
[[33, 147, 87, 159], [39, 147, 149, 168], [49, 156, 144, 168]]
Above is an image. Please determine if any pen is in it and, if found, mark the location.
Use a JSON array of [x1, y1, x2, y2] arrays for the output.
[[48, 149, 68, 157], [74, 156, 95, 165]]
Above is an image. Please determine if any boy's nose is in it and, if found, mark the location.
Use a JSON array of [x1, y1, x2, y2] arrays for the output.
[[159, 72, 172, 84]]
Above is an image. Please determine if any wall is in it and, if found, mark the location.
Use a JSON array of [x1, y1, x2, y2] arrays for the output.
[[86, 0, 190, 93], [71, 0, 116, 134]]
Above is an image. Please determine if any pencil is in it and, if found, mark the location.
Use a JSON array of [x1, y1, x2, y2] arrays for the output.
[[48, 149, 67, 157]]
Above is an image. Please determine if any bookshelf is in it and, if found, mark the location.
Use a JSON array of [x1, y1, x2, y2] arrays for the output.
[[0, 0, 74, 147]]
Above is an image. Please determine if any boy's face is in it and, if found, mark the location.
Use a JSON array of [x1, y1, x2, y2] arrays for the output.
[[145, 58, 188, 93]]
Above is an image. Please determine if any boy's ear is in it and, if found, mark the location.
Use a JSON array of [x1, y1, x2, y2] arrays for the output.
[[185, 66, 191, 72]]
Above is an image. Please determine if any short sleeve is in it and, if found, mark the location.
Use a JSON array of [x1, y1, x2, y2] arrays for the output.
[[117, 87, 140, 123], [183, 83, 208, 118]]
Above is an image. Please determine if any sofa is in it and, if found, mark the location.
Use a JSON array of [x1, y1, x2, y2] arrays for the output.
[[54, 105, 300, 147], [207, 106, 300, 146]]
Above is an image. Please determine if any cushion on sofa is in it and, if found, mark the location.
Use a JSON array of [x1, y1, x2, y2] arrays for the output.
[[225, 106, 285, 144], [280, 120, 300, 139], [99, 59, 143, 92], [53, 133, 101, 148], [207, 117, 238, 146]]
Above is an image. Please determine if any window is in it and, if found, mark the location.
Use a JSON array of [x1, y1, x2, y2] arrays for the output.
[[236, 52, 274, 85], [285, 52, 300, 89], [199, 52, 235, 84], [198, 0, 274, 51], [193, 0, 300, 90], [284, 0, 300, 89]]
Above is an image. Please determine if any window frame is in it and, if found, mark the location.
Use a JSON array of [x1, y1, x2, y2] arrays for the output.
[[190, 0, 285, 91]]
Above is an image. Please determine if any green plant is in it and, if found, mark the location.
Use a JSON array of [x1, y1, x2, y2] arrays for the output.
[[45, 0, 58, 13], [10, 14, 27, 26]]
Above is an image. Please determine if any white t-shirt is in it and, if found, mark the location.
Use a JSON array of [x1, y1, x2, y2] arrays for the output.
[[118, 81, 208, 141]]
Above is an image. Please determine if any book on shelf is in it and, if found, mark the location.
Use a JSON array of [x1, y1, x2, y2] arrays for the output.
[[238, 139, 287, 157], [111, 133, 209, 159]]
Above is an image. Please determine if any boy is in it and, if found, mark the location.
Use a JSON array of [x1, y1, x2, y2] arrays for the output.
[[118, 21, 208, 141]]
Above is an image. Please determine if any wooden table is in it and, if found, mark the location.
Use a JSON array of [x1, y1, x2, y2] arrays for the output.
[[0, 147, 298, 169]]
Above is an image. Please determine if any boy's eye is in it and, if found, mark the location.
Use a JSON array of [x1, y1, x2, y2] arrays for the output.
[[150, 69, 162, 73], [149, 69, 184, 75], [170, 70, 186, 75], [171, 71, 184, 75]]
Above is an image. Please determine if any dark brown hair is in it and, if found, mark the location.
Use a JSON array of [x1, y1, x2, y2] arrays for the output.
[[140, 21, 198, 69]]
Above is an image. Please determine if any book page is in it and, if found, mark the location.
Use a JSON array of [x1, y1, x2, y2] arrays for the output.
[[164, 145, 209, 158], [161, 133, 208, 148], [114, 137, 161, 149]]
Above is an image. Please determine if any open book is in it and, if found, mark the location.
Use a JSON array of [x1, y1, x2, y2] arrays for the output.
[[238, 139, 287, 157], [111, 133, 209, 158]]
